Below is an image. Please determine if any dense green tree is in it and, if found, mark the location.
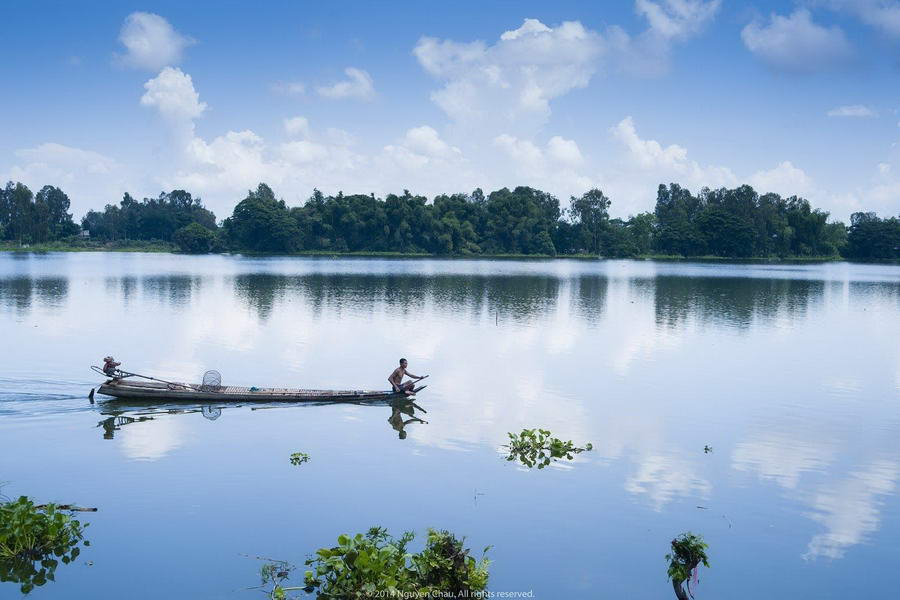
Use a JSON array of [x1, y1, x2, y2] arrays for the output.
[[5, 177, 895, 260], [81, 189, 216, 242], [173, 222, 217, 253], [223, 183, 300, 252], [35, 186, 79, 240], [846, 212, 900, 259], [568, 188, 611, 254]]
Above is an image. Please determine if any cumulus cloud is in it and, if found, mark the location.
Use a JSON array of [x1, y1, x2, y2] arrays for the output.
[[611, 116, 736, 188], [414, 19, 603, 131], [271, 81, 306, 97], [491, 133, 595, 198], [3, 143, 133, 217], [546, 136, 584, 167], [116, 12, 194, 71], [414, 8, 718, 133], [741, 9, 854, 72], [315, 67, 375, 101], [827, 104, 877, 117], [635, 0, 721, 40], [607, 0, 721, 76], [396, 126, 461, 160], [818, 0, 900, 38], [140, 67, 207, 121], [602, 116, 857, 217], [283, 116, 310, 138], [749, 161, 815, 196]]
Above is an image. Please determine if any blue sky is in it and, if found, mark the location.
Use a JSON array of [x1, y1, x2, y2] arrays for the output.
[[1, 0, 899, 221]]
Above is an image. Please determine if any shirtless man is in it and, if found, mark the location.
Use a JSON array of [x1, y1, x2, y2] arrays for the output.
[[388, 358, 425, 396]]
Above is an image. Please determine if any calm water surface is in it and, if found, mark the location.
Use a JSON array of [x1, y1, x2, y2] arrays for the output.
[[1, 253, 899, 599]]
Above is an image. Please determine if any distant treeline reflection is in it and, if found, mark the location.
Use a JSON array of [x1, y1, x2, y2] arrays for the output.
[[3, 179, 899, 259], [3, 271, 897, 328]]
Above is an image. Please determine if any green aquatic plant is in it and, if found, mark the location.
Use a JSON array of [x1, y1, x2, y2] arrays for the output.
[[298, 526, 489, 598], [0, 496, 90, 594], [666, 532, 710, 600], [289, 452, 310, 467], [257, 559, 303, 600], [504, 428, 593, 469]]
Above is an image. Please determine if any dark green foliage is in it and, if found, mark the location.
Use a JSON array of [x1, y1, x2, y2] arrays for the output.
[[0, 182, 78, 244], [504, 428, 593, 469], [0, 497, 89, 594], [845, 212, 900, 259], [301, 527, 489, 598], [173, 222, 217, 253], [5, 178, 894, 259], [81, 189, 216, 243], [288, 452, 310, 467], [224, 184, 300, 253], [666, 533, 710, 600]]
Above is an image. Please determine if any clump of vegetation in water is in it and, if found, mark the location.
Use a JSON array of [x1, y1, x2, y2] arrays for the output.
[[0, 496, 90, 594], [256, 559, 302, 600], [504, 428, 593, 469], [666, 532, 710, 600], [256, 527, 489, 598], [289, 452, 310, 467]]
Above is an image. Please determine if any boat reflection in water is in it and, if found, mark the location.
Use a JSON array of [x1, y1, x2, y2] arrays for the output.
[[95, 398, 427, 440]]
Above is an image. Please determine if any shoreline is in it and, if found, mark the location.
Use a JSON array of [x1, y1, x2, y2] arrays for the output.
[[0, 243, 879, 263]]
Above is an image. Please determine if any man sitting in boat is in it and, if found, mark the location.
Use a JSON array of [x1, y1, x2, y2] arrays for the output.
[[388, 358, 425, 396], [102, 356, 121, 377]]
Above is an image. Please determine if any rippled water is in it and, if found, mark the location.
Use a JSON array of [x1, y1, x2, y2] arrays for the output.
[[1, 253, 898, 599]]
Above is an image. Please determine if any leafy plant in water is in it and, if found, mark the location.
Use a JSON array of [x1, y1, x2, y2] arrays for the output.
[[257, 559, 303, 600], [298, 526, 489, 598], [504, 428, 593, 469], [289, 452, 310, 467], [666, 532, 710, 600], [0, 496, 89, 594]]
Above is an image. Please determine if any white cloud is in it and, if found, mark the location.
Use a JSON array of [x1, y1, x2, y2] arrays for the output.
[[750, 161, 814, 196], [315, 67, 375, 101], [116, 12, 194, 71], [607, 0, 721, 76], [382, 126, 466, 173], [547, 136, 584, 167], [741, 9, 854, 72], [271, 81, 306, 97], [414, 19, 603, 131], [878, 162, 891, 175], [819, 0, 900, 38], [610, 116, 738, 192], [280, 140, 329, 164], [493, 134, 544, 165], [140, 67, 207, 122], [635, 0, 721, 40], [3, 143, 132, 218], [827, 104, 877, 117], [283, 116, 310, 138], [398, 126, 460, 159], [413, 8, 719, 132]]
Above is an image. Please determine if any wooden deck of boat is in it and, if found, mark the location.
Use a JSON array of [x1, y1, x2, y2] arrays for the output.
[[96, 379, 423, 402]]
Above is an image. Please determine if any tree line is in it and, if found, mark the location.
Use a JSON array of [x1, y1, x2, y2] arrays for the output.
[[1, 180, 898, 259]]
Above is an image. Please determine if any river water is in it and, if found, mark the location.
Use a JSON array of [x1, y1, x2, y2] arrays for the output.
[[1, 252, 899, 599]]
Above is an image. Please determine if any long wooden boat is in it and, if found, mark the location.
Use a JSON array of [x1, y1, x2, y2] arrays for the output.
[[97, 379, 426, 403]]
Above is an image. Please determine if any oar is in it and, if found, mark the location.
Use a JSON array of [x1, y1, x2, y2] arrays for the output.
[[93, 366, 199, 391]]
